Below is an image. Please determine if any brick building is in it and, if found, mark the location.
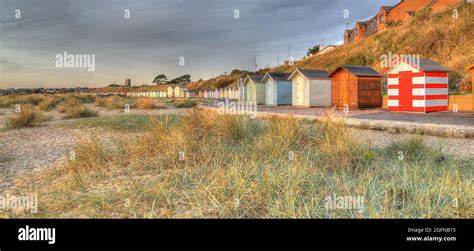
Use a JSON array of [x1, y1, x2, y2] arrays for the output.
[[344, 0, 463, 44]]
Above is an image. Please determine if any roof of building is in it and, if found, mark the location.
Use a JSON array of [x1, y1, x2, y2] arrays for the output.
[[289, 69, 330, 80], [262, 72, 292, 82], [247, 74, 264, 83], [329, 65, 381, 77], [417, 58, 450, 72]]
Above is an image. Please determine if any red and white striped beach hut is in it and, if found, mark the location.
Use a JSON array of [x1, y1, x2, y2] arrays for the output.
[[385, 58, 450, 113]]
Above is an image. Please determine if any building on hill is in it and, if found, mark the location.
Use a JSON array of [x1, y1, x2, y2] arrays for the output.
[[344, 0, 463, 44]]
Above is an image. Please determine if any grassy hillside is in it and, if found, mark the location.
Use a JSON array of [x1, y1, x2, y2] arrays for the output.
[[200, 3, 473, 92], [98, 3, 473, 93], [270, 3, 474, 91]]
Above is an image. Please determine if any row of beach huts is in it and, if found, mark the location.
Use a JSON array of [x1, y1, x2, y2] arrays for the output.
[[126, 58, 472, 113]]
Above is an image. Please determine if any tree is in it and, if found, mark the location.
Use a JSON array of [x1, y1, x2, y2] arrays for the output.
[[152, 74, 168, 85], [306, 44, 321, 56], [168, 74, 191, 84]]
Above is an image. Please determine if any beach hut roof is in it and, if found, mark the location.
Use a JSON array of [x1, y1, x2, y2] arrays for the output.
[[262, 72, 291, 82], [289, 69, 329, 80], [329, 65, 381, 77], [248, 74, 264, 83], [381, 58, 451, 74], [416, 59, 450, 72]]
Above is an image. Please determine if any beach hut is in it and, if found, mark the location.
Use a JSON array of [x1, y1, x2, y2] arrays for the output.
[[236, 78, 246, 102], [181, 88, 188, 98], [243, 75, 265, 104], [223, 88, 229, 99], [186, 90, 196, 99], [262, 72, 292, 106], [167, 86, 174, 98], [288, 69, 331, 107], [174, 86, 182, 98], [384, 59, 450, 112], [329, 65, 381, 110], [239, 85, 246, 101], [236, 87, 241, 101], [214, 89, 219, 99]]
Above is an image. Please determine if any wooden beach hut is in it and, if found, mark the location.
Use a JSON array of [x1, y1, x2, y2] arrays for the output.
[[262, 72, 292, 106], [243, 74, 265, 104], [288, 69, 331, 107], [329, 65, 381, 110], [384, 58, 450, 112]]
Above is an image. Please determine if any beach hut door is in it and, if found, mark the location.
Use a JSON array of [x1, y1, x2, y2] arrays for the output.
[[296, 80, 304, 106], [399, 71, 413, 111], [267, 81, 274, 104]]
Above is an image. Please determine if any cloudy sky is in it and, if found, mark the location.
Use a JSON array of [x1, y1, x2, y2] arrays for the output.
[[0, 0, 399, 88]]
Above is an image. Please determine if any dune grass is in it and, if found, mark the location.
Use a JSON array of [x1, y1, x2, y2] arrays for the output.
[[6, 104, 49, 128], [95, 96, 166, 110], [55, 96, 99, 119], [3, 108, 472, 218], [60, 114, 179, 132]]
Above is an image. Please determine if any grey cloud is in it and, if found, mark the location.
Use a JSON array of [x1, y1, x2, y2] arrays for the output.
[[0, 0, 400, 88]]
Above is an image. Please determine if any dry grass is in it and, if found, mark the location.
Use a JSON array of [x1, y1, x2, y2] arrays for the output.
[[55, 96, 99, 119], [3, 109, 472, 218], [62, 106, 98, 119], [94, 96, 165, 110], [136, 97, 157, 109], [6, 104, 48, 128]]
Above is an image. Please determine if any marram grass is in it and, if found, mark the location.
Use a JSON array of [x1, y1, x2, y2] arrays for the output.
[[3, 109, 473, 218]]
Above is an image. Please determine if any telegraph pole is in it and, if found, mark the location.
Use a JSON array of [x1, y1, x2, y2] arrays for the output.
[[255, 55, 258, 71]]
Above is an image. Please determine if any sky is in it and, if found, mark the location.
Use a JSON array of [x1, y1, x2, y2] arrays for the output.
[[0, 0, 399, 88]]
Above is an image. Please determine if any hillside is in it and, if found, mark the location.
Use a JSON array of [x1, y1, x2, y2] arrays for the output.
[[99, 3, 473, 93], [198, 3, 473, 92]]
